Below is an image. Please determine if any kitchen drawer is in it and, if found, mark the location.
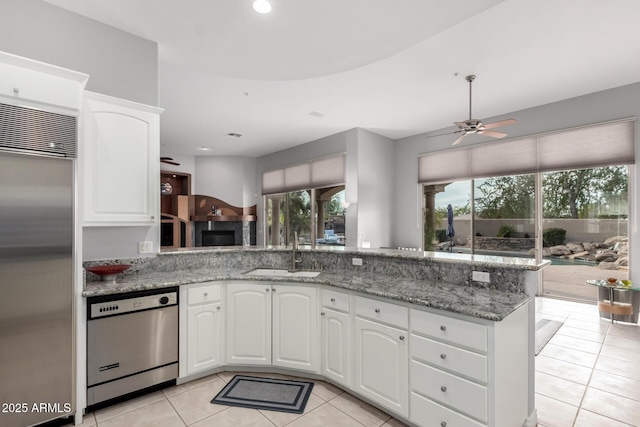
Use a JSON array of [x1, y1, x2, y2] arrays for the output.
[[322, 289, 350, 312], [355, 296, 408, 329], [187, 283, 221, 305], [411, 334, 487, 383], [411, 309, 487, 353], [410, 392, 485, 427], [411, 360, 487, 422]]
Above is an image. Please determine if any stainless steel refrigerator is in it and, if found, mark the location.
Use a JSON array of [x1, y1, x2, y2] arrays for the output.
[[0, 102, 76, 427]]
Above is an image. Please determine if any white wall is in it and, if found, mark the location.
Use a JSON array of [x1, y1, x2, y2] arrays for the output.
[[194, 156, 257, 207], [394, 82, 640, 284]]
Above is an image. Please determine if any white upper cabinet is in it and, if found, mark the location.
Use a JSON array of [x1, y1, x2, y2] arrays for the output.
[[0, 51, 88, 112], [82, 91, 163, 226]]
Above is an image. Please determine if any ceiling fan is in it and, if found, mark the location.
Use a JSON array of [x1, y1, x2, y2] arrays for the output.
[[160, 157, 180, 166], [428, 75, 516, 145]]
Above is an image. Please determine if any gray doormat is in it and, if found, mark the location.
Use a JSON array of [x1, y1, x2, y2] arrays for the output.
[[211, 375, 314, 413], [535, 319, 563, 355]]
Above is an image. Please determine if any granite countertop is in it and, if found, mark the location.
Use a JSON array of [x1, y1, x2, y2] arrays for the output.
[[83, 267, 531, 322]]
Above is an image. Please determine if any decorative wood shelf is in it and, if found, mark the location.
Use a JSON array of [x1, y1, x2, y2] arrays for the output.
[[191, 215, 257, 222]]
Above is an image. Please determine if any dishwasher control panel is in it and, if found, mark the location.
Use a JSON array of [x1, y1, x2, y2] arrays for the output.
[[89, 290, 178, 319]]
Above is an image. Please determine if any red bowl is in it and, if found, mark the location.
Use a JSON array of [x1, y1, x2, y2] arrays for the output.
[[86, 264, 131, 281]]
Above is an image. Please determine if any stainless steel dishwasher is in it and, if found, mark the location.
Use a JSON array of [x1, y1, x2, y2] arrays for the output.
[[87, 287, 179, 407]]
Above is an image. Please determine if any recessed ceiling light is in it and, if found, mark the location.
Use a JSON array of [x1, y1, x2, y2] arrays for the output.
[[227, 133, 242, 138], [198, 147, 211, 151], [253, 0, 271, 14]]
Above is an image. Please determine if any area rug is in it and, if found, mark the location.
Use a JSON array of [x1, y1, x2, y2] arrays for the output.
[[211, 375, 314, 413], [535, 319, 564, 355]]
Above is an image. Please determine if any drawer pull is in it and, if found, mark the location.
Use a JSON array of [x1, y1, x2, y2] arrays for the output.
[[13, 87, 20, 94], [204, 292, 208, 297], [440, 386, 447, 392], [321, 312, 326, 316], [440, 353, 447, 359], [273, 288, 277, 292], [441, 423, 447, 427], [440, 325, 447, 331], [399, 335, 405, 341], [217, 306, 221, 310], [375, 308, 381, 313], [330, 297, 336, 302], [266, 288, 270, 292]]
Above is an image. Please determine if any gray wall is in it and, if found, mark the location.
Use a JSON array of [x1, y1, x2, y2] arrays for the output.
[[394, 82, 640, 284], [0, 0, 160, 261], [0, 0, 158, 105], [354, 129, 395, 248]]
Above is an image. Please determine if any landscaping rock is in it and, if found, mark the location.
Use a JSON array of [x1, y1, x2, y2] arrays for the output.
[[614, 240, 629, 255], [582, 242, 596, 252], [604, 235, 626, 246], [595, 250, 617, 262], [549, 245, 571, 256], [615, 256, 628, 266], [598, 261, 618, 270], [566, 242, 584, 253]]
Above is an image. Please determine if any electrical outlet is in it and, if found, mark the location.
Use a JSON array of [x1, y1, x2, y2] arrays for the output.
[[472, 271, 490, 283], [138, 241, 153, 254], [352, 258, 363, 266]]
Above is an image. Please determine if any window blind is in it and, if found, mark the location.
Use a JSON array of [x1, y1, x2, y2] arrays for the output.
[[262, 153, 346, 195], [418, 119, 635, 184]]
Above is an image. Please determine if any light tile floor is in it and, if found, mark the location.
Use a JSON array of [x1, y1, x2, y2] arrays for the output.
[[535, 296, 640, 427], [77, 296, 640, 427]]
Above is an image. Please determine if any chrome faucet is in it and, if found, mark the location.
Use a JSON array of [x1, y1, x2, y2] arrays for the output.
[[291, 231, 301, 270]]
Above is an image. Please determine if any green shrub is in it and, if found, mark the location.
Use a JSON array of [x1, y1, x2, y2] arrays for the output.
[[435, 229, 448, 243], [497, 224, 515, 238], [543, 228, 566, 247]]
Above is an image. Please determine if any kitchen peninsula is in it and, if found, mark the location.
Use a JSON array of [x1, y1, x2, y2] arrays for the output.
[[84, 247, 546, 427]]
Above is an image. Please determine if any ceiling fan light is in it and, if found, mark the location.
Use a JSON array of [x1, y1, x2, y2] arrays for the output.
[[253, 0, 272, 14]]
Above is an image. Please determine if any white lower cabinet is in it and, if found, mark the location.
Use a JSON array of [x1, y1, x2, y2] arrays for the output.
[[321, 289, 351, 388], [226, 282, 272, 365], [272, 284, 318, 372], [180, 282, 223, 376], [354, 296, 409, 418], [409, 305, 529, 427]]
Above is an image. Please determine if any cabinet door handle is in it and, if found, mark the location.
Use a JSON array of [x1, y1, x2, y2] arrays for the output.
[[440, 353, 447, 359], [441, 422, 447, 427], [374, 308, 381, 313], [204, 292, 208, 297], [399, 336, 405, 341], [272, 288, 276, 292], [330, 298, 336, 302], [266, 288, 270, 292], [217, 306, 221, 310], [440, 325, 447, 331], [321, 312, 325, 316], [150, 215, 155, 219], [13, 87, 19, 94], [440, 386, 447, 392]]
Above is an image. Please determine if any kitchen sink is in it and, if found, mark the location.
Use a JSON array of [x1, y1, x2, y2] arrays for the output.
[[243, 268, 321, 278]]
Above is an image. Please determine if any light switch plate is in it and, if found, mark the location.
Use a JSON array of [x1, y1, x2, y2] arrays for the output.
[[472, 271, 490, 283]]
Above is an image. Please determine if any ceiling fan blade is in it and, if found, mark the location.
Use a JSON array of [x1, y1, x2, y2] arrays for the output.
[[478, 130, 507, 139], [160, 157, 180, 165], [482, 118, 516, 130], [425, 129, 463, 139], [453, 121, 468, 129], [451, 133, 467, 145]]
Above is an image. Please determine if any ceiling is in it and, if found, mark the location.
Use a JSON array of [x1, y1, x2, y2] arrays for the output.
[[43, 0, 640, 157]]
